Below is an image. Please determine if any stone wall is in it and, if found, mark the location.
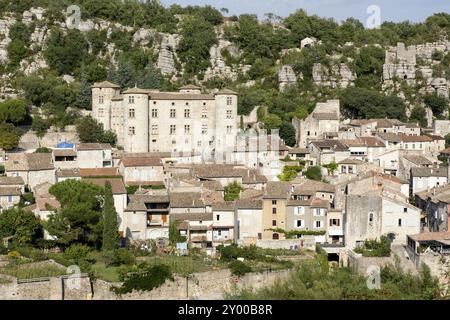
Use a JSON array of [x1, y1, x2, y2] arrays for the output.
[[0, 267, 291, 300], [18, 128, 79, 150], [347, 250, 393, 275]]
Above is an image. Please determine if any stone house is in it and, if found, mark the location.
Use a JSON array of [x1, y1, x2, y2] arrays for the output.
[[288, 147, 316, 166], [262, 182, 292, 240], [52, 148, 77, 169], [292, 100, 340, 148], [410, 167, 448, 195], [326, 210, 344, 245], [235, 198, 263, 246], [55, 168, 81, 182], [211, 202, 235, 247], [399, 155, 435, 181], [0, 186, 21, 212], [0, 176, 25, 193], [123, 191, 170, 240], [285, 198, 328, 244], [5, 153, 55, 189], [345, 192, 421, 247], [118, 154, 165, 186], [308, 140, 350, 166], [415, 185, 450, 232], [77, 143, 112, 169], [31, 195, 61, 240]]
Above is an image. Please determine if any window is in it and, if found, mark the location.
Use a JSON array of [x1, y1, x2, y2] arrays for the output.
[[128, 126, 135, 135], [314, 221, 323, 228], [170, 109, 176, 118], [170, 125, 176, 135], [197, 141, 202, 147], [184, 109, 190, 118], [98, 96, 104, 104], [295, 220, 303, 228], [369, 212, 374, 223], [216, 215, 220, 221], [98, 108, 104, 117], [227, 126, 233, 134], [151, 109, 158, 118], [272, 220, 277, 227], [151, 125, 158, 135], [202, 124, 208, 135], [272, 200, 277, 205], [184, 125, 190, 134], [7, 195, 12, 203], [128, 108, 135, 118], [272, 233, 279, 240], [294, 207, 304, 215], [226, 110, 233, 119], [272, 207, 277, 214], [403, 207, 407, 213], [398, 219, 402, 227], [341, 166, 347, 173], [348, 166, 353, 174], [226, 96, 233, 105], [329, 219, 340, 227], [128, 96, 134, 104], [307, 131, 310, 136], [218, 230, 222, 236]]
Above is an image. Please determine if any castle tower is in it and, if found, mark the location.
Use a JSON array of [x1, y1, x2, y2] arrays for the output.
[[123, 88, 150, 153], [91, 81, 121, 131], [214, 89, 238, 161]]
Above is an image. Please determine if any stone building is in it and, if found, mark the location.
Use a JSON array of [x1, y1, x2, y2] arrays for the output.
[[91, 81, 238, 158], [292, 99, 340, 148], [383, 42, 417, 85]]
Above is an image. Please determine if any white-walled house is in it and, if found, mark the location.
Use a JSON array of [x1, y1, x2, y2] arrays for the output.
[[212, 202, 235, 246], [5, 153, 55, 189], [77, 143, 112, 169], [235, 199, 263, 246], [411, 167, 448, 195], [118, 154, 165, 186]]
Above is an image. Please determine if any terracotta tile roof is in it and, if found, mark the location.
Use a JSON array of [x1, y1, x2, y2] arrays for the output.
[[293, 179, 335, 194], [409, 231, 450, 242], [0, 186, 21, 196], [399, 135, 433, 142], [170, 192, 205, 208], [56, 168, 81, 178], [77, 143, 111, 151], [310, 140, 349, 151], [338, 157, 364, 165], [411, 167, 448, 177], [5, 153, 54, 171], [149, 92, 214, 100], [79, 168, 120, 177], [53, 149, 77, 157], [359, 137, 385, 147], [91, 81, 120, 88], [172, 212, 213, 221], [264, 181, 292, 199], [403, 155, 433, 166], [36, 196, 61, 211], [289, 147, 310, 154], [0, 176, 24, 185], [121, 156, 162, 167], [83, 178, 127, 194], [235, 198, 262, 209]]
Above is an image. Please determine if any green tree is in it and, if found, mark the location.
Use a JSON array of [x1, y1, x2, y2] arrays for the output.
[[102, 182, 119, 252], [75, 74, 92, 109], [262, 114, 282, 131], [0, 123, 21, 150], [0, 208, 41, 245], [409, 106, 427, 127], [31, 114, 50, 138], [445, 133, 450, 148], [0, 99, 28, 124], [304, 166, 322, 181], [45, 180, 104, 247], [423, 93, 449, 116], [76, 116, 105, 143], [169, 220, 187, 245], [35, 147, 52, 153], [280, 122, 296, 147], [224, 182, 244, 201], [323, 161, 338, 175]]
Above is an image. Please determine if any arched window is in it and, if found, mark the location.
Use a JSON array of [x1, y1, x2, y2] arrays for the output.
[[368, 212, 374, 223], [272, 233, 279, 240]]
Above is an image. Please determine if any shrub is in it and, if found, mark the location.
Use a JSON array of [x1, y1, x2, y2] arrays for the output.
[[63, 244, 92, 264], [354, 236, 391, 257], [0, 243, 7, 254], [103, 249, 136, 267], [229, 260, 252, 276], [113, 264, 173, 294]]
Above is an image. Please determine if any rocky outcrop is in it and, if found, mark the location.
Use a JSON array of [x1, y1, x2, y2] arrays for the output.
[[0, 16, 16, 63], [312, 63, 356, 88], [382, 42, 416, 87], [428, 78, 449, 97], [278, 65, 298, 92], [22, 7, 45, 24], [204, 39, 241, 81], [156, 33, 178, 75]]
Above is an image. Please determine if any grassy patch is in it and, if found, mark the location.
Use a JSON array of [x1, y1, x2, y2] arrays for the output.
[[0, 262, 68, 279]]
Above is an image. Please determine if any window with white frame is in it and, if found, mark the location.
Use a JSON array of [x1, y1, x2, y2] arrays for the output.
[[151, 125, 158, 135], [128, 126, 135, 135], [294, 207, 305, 215], [170, 125, 176, 135], [226, 96, 232, 105], [314, 220, 323, 228], [98, 96, 104, 104], [184, 125, 190, 134], [184, 109, 190, 118], [151, 109, 158, 118], [128, 96, 134, 104], [128, 108, 135, 118], [98, 108, 104, 117], [170, 109, 176, 118]]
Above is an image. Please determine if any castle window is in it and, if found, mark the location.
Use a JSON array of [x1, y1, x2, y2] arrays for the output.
[[184, 125, 190, 134], [151, 109, 158, 118], [226, 96, 233, 106], [202, 124, 208, 135], [227, 126, 232, 134], [128, 126, 135, 135], [151, 125, 158, 135], [98, 108, 104, 117], [170, 125, 176, 135], [197, 141, 202, 147], [226, 110, 232, 119], [170, 109, 176, 118], [184, 109, 190, 118], [128, 108, 135, 118], [99, 96, 104, 104], [129, 96, 135, 104]]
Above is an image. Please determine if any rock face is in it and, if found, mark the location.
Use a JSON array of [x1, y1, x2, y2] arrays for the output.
[[204, 39, 241, 82], [312, 63, 356, 88], [22, 7, 45, 24], [383, 42, 416, 86], [428, 78, 449, 97], [416, 41, 449, 61], [0, 16, 16, 63], [156, 34, 178, 75], [278, 65, 298, 92]]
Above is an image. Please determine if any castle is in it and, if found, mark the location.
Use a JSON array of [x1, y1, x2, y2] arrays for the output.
[[91, 82, 238, 156]]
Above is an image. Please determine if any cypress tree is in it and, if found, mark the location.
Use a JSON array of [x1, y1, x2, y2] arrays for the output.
[[102, 182, 119, 252]]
